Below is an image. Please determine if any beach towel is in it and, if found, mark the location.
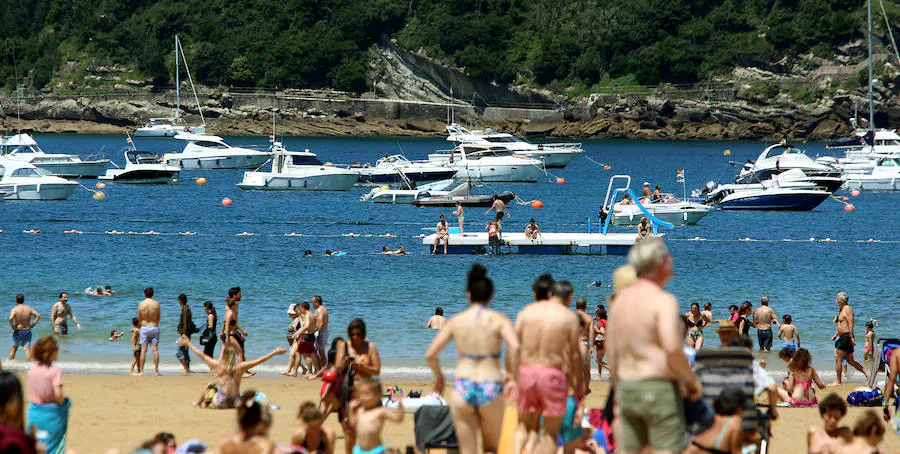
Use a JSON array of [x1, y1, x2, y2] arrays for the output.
[[27, 398, 71, 454], [414, 405, 457, 451]]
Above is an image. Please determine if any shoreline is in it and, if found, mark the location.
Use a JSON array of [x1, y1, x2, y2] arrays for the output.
[[15, 372, 898, 453]]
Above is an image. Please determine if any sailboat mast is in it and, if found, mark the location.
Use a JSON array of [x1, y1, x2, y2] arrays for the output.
[[175, 35, 181, 122], [868, 0, 875, 130]]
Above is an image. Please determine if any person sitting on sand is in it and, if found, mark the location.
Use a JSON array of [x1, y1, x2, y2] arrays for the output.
[[217, 391, 275, 454], [348, 377, 403, 454], [178, 335, 285, 409], [685, 386, 744, 454], [776, 348, 825, 406], [525, 218, 542, 240], [808, 393, 852, 454], [425, 264, 519, 454], [292, 401, 336, 454]]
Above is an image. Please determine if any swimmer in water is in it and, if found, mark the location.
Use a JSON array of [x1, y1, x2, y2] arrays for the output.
[[304, 250, 313, 257], [109, 330, 126, 341]]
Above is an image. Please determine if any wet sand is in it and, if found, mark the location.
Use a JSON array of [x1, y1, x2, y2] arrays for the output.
[[18, 372, 900, 452]]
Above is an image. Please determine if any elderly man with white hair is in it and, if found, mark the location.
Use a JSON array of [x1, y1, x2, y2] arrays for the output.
[[607, 236, 701, 454], [830, 291, 869, 385]]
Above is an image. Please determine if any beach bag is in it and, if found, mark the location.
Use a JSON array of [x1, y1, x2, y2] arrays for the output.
[[847, 387, 883, 406], [199, 328, 215, 346], [188, 318, 200, 335]]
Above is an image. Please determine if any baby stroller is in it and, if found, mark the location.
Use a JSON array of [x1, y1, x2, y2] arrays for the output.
[[867, 337, 900, 389]]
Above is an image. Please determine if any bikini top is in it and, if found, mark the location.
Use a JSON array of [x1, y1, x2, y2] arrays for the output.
[[301, 432, 325, 453], [691, 418, 730, 454], [686, 316, 704, 328]]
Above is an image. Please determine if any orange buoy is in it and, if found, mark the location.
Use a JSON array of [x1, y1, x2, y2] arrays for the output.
[[197, 177, 207, 185], [95, 182, 106, 189], [556, 177, 565, 184], [850, 189, 861, 197], [92, 191, 106, 201], [841, 196, 850, 201], [603, 165, 611, 170], [531, 200, 544, 208], [222, 197, 233, 207], [844, 204, 855, 212]]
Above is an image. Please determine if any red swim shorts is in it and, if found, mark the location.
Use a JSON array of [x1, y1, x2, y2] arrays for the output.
[[296, 339, 316, 354], [517, 364, 568, 417]]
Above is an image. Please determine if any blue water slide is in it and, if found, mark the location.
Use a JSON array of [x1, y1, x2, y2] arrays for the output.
[[625, 188, 675, 232], [600, 178, 675, 234]]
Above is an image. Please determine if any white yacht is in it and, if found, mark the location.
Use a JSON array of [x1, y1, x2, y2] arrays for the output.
[[99, 150, 181, 184], [611, 195, 712, 226], [738, 142, 843, 192], [355, 154, 458, 185], [0, 133, 109, 178], [842, 151, 900, 190], [360, 179, 465, 203], [163, 133, 271, 170], [427, 144, 542, 182], [445, 123, 583, 168], [0, 159, 78, 200], [135, 36, 206, 137], [238, 141, 358, 191]]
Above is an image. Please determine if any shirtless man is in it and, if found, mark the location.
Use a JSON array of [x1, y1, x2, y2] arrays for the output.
[[8, 294, 40, 361], [524, 219, 542, 240], [433, 215, 449, 254], [641, 182, 652, 199], [831, 292, 868, 385], [51, 292, 81, 335], [312, 295, 329, 367], [514, 274, 583, 454], [573, 297, 594, 396], [607, 237, 701, 454], [484, 195, 509, 220], [291, 302, 319, 374], [425, 307, 446, 330], [137, 287, 162, 376], [753, 296, 779, 351]]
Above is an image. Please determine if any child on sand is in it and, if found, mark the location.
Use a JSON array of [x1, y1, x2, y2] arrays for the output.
[[864, 320, 877, 361], [349, 377, 403, 454], [777, 348, 825, 406], [129, 318, 141, 375], [808, 393, 852, 453], [217, 390, 275, 453], [777, 314, 799, 354], [292, 401, 336, 454]]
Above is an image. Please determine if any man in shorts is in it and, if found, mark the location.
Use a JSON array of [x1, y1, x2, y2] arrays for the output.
[[138, 287, 161, 376], [753, 296, 779, 351], [830, 292, 868, 385], [51, 292, 81, 335], [312, 295, 329, 367], [8, 294, 40, 361], [607, 237, 701, 453], [514, 274, 583, 454]]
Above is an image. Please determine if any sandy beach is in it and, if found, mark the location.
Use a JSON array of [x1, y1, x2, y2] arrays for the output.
[[12, 371, 897, 453]]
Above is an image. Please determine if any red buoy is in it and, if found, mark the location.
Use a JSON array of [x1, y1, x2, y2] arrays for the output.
[[222, 197, 233, 207]]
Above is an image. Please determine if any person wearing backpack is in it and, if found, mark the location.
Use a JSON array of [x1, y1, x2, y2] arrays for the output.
[[176, 294, 199, 374]]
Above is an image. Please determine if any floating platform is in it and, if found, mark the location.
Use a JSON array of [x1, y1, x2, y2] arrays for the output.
[[422, 232, 654, 255]]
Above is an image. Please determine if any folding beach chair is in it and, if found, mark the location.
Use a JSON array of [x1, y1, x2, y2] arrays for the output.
[[413, 405, 458, 454], [694, 347, 770, 454], [867, 337, 900, 389]]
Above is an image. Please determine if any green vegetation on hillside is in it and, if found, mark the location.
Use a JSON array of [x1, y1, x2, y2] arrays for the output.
[[0, 0, 886, 94]]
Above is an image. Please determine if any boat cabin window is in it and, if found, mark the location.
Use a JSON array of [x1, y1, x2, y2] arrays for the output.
[[463, 147, 513, 158], [0, 165, 5, 176], [10, 167, 42, 178], [6, 145, 39, 154], [483, 136, 519, 143], [291, 155, 323, 166], [879, 158, 900, 167], [194, 141, 229, 149]]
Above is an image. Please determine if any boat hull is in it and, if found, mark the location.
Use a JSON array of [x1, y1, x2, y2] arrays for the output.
[[612, 206, 711, 226], [718, 193, 830, 211], [0, 182, 77, 200], [164, 154, 270, 170], [842, 177, 899, 191], [453, 164, 540, 182], [517, 150, 581, 168], [414, 191, 516, 207], [356, 169, 458, 184], [238, 172, 358, 191], [99, 170, 178, 184], [31, 161, 109, 179]]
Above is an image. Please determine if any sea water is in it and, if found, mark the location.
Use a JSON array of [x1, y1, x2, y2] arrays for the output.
[[0, 135, 897, 380]]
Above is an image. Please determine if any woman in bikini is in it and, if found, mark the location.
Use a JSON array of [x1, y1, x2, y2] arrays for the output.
[[685, 386, 744, 454], [333, 319, 381, 454], [593, 305, 608, 379], [425, 264, 520, 454], [179, 335, 285, 409], [685, 302, 707, 350], [777, 348, 825, 406]]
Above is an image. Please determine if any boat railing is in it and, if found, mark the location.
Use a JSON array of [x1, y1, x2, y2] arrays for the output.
[[537, 143, 583, 151]]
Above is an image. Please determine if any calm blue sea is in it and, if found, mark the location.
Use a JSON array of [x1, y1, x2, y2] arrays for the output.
[[0, 134, 897, 380]]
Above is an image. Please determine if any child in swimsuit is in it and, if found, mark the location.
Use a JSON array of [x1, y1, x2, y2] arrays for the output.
[[292, 401, 335, 454], [864, 320, 876, 361], [777, 348, 825, 406], [349, 377, 403, 454], [129, 317, 141, 374]]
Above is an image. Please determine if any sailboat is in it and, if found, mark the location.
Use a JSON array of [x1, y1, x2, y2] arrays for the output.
[[134, 35, 206, 137]]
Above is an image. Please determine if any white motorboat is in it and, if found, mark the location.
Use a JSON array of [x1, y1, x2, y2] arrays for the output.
[[0, 159, 78, 200], [445, 123, 583, 168], [237, 141, 358, 191], [842, 151, 900, 190], [163, 133, 271, 170], [360, 179, 466, 203], [427, 144, 542, 182], [0, 133, 109, 178], [135, 36, 206, 137], [99, 150, 181, 184], [611, 194, 711, 226], [355, 154, 458, 185], [738, 141, 843, 192]]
